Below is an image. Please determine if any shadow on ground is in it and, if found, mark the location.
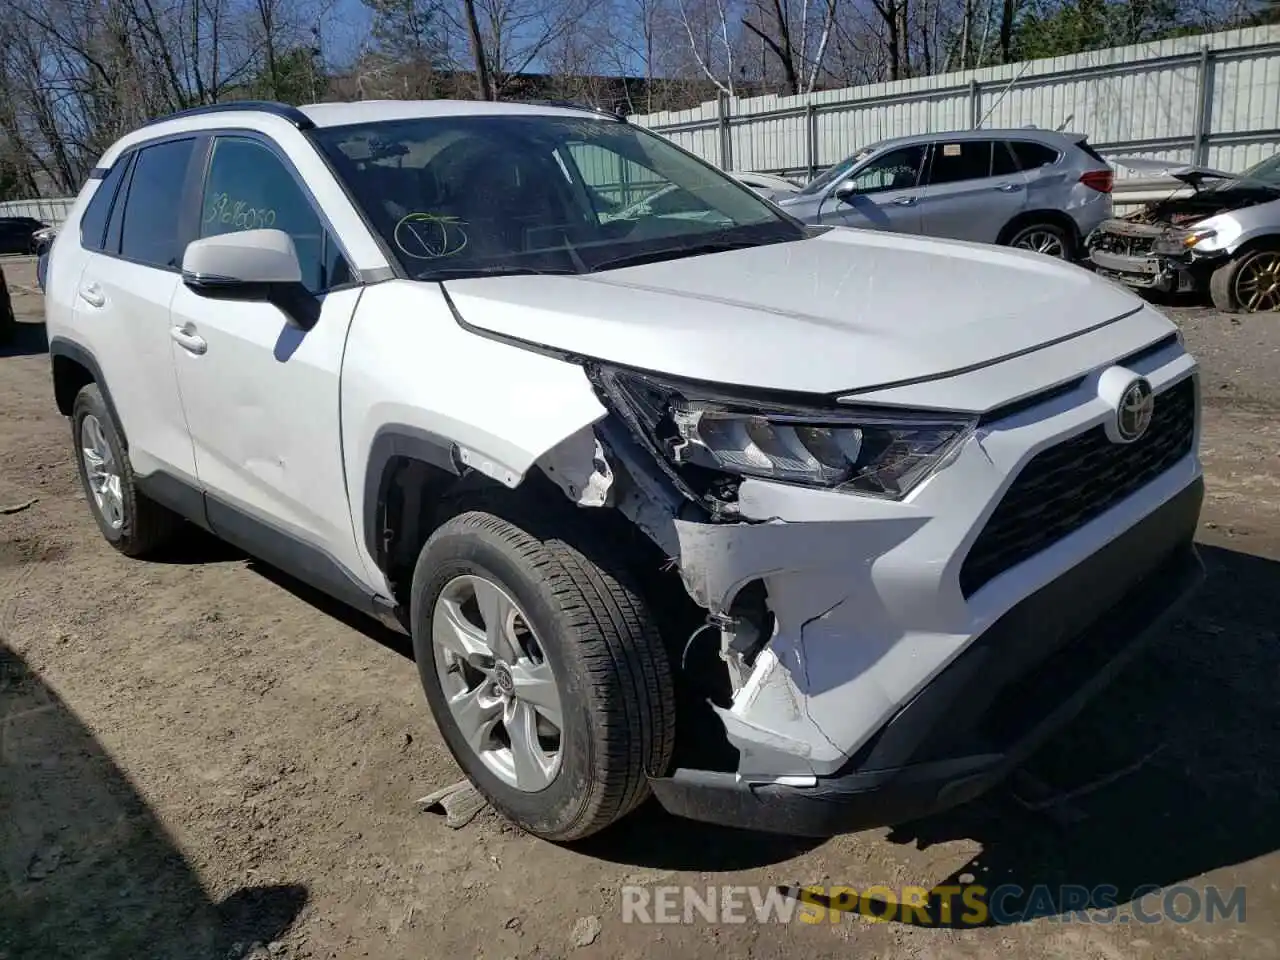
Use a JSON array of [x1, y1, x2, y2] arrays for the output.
[[869, 542, 1280, 925], [249, 559, 415, 661], [123, 522, 413, 659], [0, 643, 308, 959]]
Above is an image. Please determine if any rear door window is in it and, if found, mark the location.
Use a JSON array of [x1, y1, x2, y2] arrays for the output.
[[991, 141, 1021, 177], [79, 158, 131, 251], [925, 141, 995, 185], [117, 138, 198, 269]]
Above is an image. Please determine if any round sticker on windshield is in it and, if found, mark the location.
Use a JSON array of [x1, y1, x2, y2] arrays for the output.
[[394, 213, 469, 259]]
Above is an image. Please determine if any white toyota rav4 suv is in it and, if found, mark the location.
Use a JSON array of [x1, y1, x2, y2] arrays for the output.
[[45, 99, 1204, 842]]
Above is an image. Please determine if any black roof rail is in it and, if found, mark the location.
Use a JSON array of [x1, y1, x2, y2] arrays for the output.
[[140, 100, 315, 130], [511, 98, 627, 122]]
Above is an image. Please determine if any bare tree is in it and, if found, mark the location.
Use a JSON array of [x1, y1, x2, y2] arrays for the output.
[[601, 0, 690, 113], [0, 0, 312, 194], [675, 0, 738, 96], [461, 0, 494, 98], [444, 0, 587, 98], [739, 0, 839, 95]]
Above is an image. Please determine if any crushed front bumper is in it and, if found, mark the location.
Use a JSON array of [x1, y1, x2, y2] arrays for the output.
[[1088, 248, 1194, 292], [1086, 220, 1223, 293], [649, 477, 1204, 835], [1090, 248, 1208, 293]]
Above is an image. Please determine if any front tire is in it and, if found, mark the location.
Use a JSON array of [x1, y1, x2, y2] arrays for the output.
[[1209, 245, 1280, 313], [71, 384, 181, 557], [410, 508, 676, 842]]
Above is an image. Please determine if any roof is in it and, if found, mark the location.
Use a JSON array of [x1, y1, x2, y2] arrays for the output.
[[297, 98, 617, 128], [868, 127, 1084, 150], [97, 98, 620, 168]]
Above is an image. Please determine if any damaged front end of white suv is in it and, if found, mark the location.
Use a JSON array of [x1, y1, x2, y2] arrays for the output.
[[526, 321, 1203, 837]]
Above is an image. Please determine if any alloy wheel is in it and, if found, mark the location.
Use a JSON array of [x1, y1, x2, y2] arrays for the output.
[[1012, 228, 1067, 259], [80, 414, 124, 531], [431, 574, 564, 792], [1234, 251, 1280, 312]]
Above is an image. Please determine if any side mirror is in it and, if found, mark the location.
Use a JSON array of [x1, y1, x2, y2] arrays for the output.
[[833, 180, 859, 202], [182, 229, 317, 329]]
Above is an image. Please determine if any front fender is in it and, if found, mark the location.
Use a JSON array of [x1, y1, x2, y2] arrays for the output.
[[342, 281, 608, 584], [1191, 202, 1280, 256], [1224, 225, 1280, 256]]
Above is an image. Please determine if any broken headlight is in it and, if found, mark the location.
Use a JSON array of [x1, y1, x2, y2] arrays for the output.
[[1154, 226, 1218, 255], [595, 367, 976, 500]]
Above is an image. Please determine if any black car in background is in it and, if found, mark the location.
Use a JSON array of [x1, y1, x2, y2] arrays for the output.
[[0, 216, 48, 255]]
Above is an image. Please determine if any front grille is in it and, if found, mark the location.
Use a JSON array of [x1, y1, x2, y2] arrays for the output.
[[1091, 220, 1161, 257], [959, 376, 1196, 597], [1098, 233, 1157, 257]]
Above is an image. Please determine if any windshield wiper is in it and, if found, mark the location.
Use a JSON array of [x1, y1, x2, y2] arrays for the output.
[[420, 264, 580, 281], [588, 237, 776, 273]]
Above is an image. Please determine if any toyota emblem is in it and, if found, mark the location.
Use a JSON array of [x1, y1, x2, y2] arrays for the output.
[[1116, 378, 1155, 442]]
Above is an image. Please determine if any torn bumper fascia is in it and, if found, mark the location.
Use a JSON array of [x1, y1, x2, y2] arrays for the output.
[[672, 499, 929, 780]]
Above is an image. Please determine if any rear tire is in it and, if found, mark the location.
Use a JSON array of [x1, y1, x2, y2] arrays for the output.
[[71, 384, 181, 557], [1209, 245, 1280, 313], [410, 506, 676, 842], [1006, 222, 1074, 260]]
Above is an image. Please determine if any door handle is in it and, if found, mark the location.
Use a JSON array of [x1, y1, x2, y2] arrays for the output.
[[170, 325, 208, 355], [892, 196, 916, 206], [996, 182, 1023, 192], [78, 283, 105, 308]]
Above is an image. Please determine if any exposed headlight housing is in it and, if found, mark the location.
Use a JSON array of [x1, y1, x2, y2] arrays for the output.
[[1154, 226, 1218, 255], [594, 367, 976, 501], [1181, 227, 1217, 248]]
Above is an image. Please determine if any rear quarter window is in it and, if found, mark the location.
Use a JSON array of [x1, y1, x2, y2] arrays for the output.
[[1009, 141, 1061, 171]]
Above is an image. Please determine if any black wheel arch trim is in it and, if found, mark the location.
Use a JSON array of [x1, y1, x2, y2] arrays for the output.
[[362, 424, 463, 573], [1226, 233, 1280, 258], [49, 337, 129, 448]]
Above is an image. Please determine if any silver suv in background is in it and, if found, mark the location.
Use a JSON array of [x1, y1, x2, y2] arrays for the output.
[[775, 128, 1114, 260]]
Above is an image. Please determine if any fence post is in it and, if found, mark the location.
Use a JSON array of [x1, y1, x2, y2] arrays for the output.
[[969, 78, 981, 129], [806, 102, 817, 178], [1192, 46, 1215, 166], [718, 92, 733, 171]]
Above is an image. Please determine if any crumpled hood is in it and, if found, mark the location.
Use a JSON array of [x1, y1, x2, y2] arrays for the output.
[[444, 227, 1144, 395], [1111, 156, 1236, 187]]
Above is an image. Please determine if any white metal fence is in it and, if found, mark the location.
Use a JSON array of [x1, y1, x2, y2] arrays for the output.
[[632, 25, 1280, 184], [0, 197, 74, 225]]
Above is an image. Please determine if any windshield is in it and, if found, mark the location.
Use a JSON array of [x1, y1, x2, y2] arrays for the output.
[[796, 148, 872, 196], [1229, 152, 1280, 187], [311, 114, 805, 280]]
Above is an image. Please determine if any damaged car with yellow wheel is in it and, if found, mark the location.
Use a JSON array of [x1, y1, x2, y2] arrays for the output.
[[1087, 153, 1280, 312]]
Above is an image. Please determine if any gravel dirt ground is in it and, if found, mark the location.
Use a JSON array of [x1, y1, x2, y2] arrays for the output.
[[2, 256, 1279, 960]]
